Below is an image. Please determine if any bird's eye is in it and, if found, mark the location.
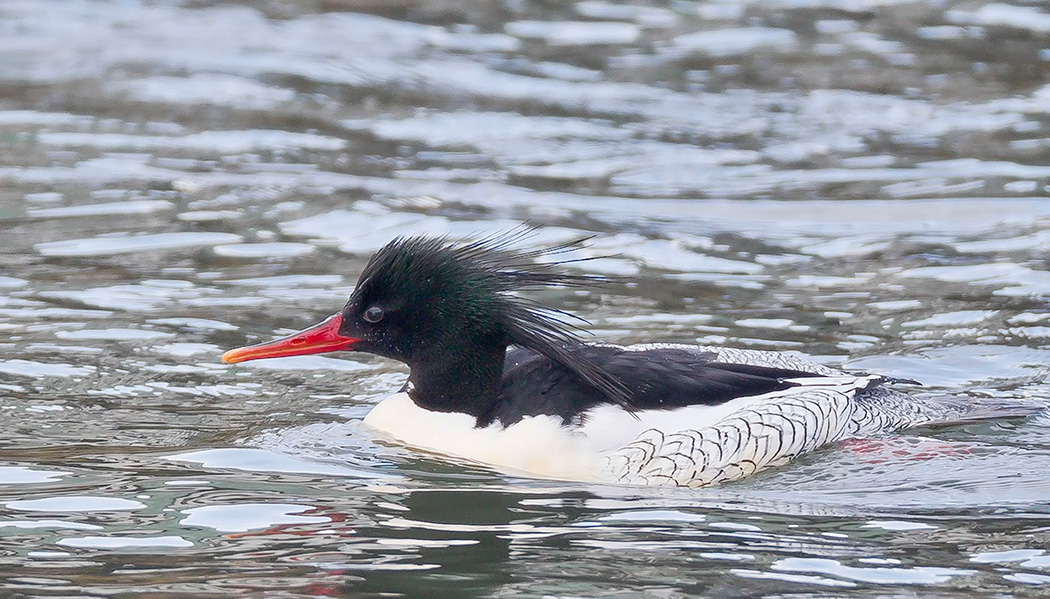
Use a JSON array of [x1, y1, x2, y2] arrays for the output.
[[363, 306, 384, 323]]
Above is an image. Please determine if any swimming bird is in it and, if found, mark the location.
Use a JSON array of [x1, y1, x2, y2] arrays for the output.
[[221, 233, 1027, 487]]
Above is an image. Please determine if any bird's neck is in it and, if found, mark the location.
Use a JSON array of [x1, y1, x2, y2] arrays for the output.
[[405, 339, 507, 424]]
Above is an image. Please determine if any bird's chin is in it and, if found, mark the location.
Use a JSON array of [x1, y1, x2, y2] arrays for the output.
[[221, 313, 360, 363]]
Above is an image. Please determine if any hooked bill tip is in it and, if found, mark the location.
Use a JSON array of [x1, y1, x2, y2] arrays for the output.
[[220, 349, 246, 364]]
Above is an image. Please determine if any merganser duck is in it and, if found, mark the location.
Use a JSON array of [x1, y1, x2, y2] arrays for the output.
[[221, 233, 1022, 487]]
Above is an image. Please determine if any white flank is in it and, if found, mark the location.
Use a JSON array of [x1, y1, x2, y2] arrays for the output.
[[604, 383, 865, 487], [577, 395, 777, 452]]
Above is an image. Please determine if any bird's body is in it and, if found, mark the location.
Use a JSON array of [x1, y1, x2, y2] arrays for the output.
[[222, 232, 1033, 487], [363, 343, 947, 486]]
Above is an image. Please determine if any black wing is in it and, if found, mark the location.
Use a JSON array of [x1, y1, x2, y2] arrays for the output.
[[485, 345, 829, 427]]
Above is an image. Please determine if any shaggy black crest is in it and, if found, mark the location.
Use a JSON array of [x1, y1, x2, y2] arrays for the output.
[[349, 230, 634, 409]]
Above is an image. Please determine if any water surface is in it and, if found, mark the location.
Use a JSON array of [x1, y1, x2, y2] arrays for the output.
[[2, 0, 1050, 596]]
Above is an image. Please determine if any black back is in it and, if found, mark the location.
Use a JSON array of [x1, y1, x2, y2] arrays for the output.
[[480, 344, 824, 427]]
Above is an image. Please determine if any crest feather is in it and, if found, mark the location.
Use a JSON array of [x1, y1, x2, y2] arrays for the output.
[[360, 229, 633, 408]]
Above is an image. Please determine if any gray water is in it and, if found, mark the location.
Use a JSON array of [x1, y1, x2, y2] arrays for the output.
[[3, 0, 1050, 596]]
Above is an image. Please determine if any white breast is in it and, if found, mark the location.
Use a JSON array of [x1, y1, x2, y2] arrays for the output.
[[362, 393, 605, 481]]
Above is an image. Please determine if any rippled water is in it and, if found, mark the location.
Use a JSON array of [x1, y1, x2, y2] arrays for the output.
[[3, 0, 1050, 596]]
